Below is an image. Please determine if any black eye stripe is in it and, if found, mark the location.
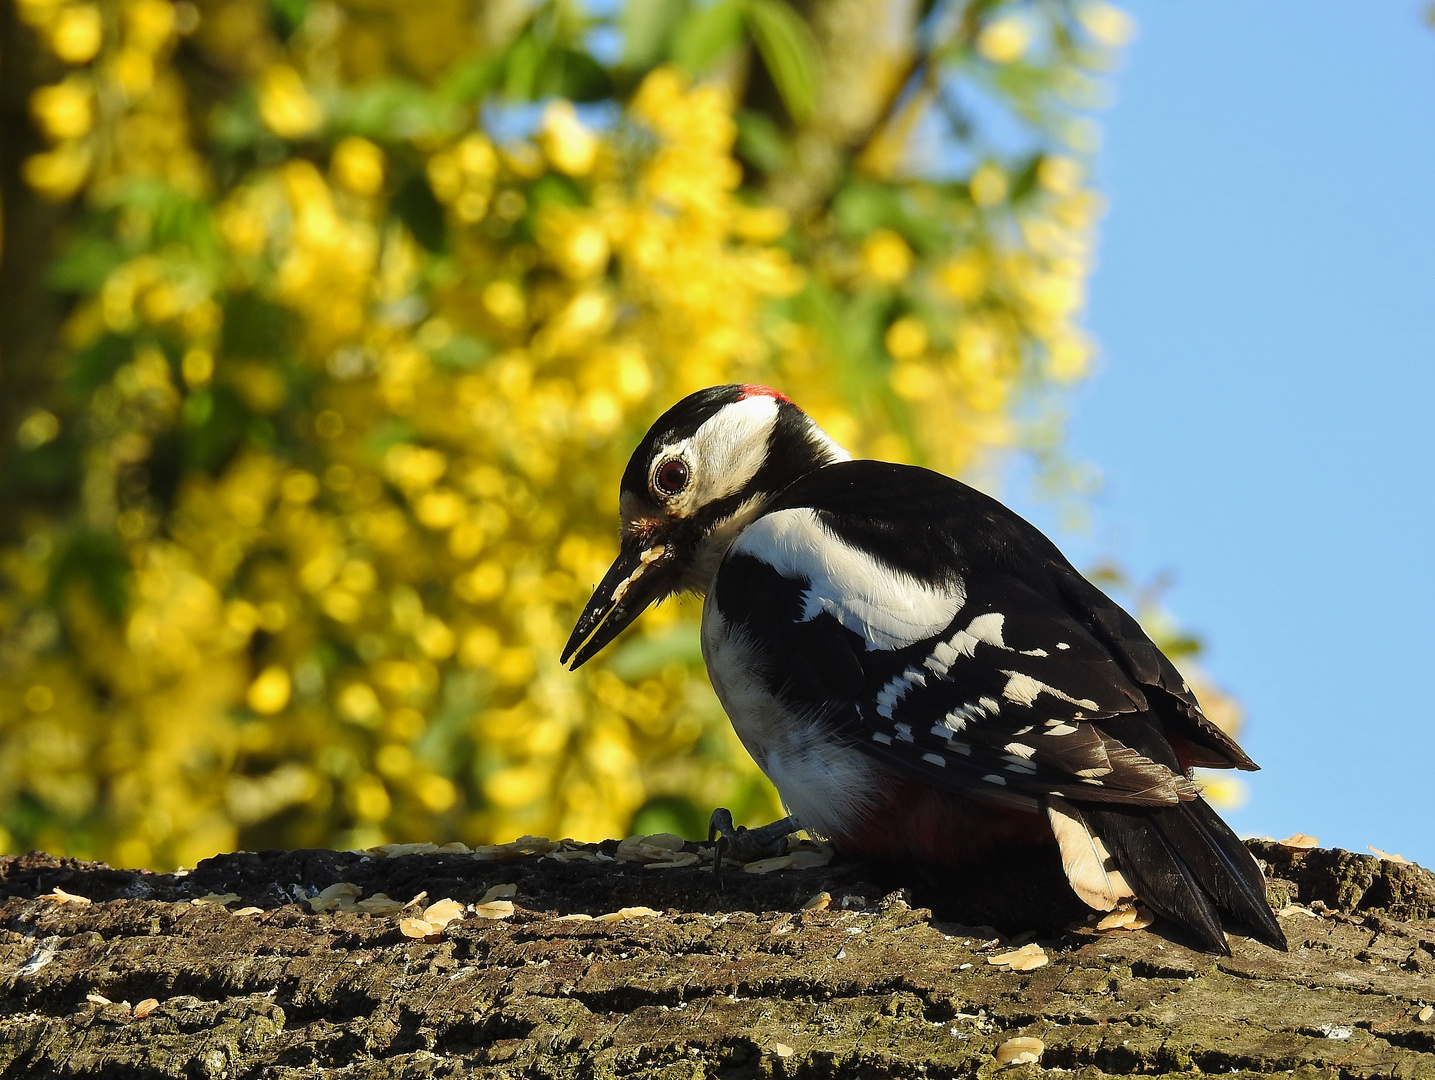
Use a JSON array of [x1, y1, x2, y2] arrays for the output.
[[654, 458, 689, 495]]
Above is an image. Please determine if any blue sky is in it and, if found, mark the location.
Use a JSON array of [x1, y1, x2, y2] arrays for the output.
[[1011, 2, 1435, 866]]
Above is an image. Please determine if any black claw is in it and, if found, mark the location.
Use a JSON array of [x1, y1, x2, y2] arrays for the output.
[[706, 809, 800, 891], [708, 808, 737, 892]]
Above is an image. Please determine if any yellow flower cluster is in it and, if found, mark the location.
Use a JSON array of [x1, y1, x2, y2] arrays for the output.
[[17, 0, 203, 201], [0, 0, 1143, 868]]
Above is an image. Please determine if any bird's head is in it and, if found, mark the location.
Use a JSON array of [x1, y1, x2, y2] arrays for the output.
[[561, 384, 848, 669]]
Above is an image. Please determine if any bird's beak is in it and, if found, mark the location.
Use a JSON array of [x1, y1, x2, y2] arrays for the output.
[[561, 538, 675, 669]]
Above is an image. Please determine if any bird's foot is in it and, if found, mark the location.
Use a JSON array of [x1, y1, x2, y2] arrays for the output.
[[707, 808, 798, 890]]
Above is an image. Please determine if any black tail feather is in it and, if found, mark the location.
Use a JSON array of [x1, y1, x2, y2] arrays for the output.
[[1083, 798, 1286, 954], [1175, 798, 1288, 950], [1085, 803, 1229, 953]]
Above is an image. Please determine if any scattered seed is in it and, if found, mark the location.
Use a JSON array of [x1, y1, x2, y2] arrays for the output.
[[1317, 1024, 1353, 1040], [472, 900, 515, 920], [1419, 1006, 1434, 1023], [404, 891, 429, 909], [1367, 847, 1411, 864], [1096, 905, 1154, 932], [192, 893, 241, 907], [547, 849, 604, 863], [774, 1042, 795, 1058], [399, 917, 437, 939], [616, 833, 690, 865], [134, 998, 159, 1018], [1277, 903, 1321, 919], [1277, 833, 1319, 850], [1096, 908, 1137, 931], [995, 1036, 1045, 1065], [422, 899, 465, 928], [596, 906, 660, 922], [480, 884, 517, 904], [801, 891, 832, 912], [644, 852, 701, 869], [39, 886, 91, 905], [372, 842, 442, 857], [232, 907, 265, 917], [471, 835, 561, 861], [307, 882, 363, 913], [988, 944, 1049, 972], [743, 855, 794, 874], [355, 894, 404, 915], [555, 913, 593, 922], [86, 994, 112, 1006]]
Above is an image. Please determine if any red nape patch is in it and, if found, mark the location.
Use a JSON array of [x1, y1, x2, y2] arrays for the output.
[[737, 384, 790, 403]]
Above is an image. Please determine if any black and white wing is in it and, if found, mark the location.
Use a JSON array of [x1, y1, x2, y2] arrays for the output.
[[712, 461, 1286, 952], [717, 510, 1198, 814]]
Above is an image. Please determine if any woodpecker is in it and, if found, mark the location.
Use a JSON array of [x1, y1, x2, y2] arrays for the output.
[[561, 385, 1287, 954]]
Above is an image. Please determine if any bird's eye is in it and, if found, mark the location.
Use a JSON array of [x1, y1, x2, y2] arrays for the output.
[[654, 458, 689, 495]]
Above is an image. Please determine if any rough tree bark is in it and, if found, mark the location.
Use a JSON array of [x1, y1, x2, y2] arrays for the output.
[[0, 839, 1431, 1078]]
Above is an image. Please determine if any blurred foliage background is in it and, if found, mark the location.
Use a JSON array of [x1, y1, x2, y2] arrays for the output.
[[0, 0, 1236, 869]]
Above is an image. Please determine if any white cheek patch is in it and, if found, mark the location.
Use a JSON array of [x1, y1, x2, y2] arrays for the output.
[[733, 508, 965, 651], [660, 395, 780, 514]]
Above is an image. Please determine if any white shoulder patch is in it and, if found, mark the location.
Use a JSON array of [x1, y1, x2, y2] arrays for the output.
[[732, 507, 965, 650]]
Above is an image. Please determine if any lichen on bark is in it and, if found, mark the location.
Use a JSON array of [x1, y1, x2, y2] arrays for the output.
[[0, 841, 1432, 1078]]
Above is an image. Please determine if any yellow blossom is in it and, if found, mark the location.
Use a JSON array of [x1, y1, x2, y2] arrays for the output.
[[1079, 1, 1136, 48], [332, 136, 385, 196], [970, 162, 1009, 208], [977, 17, 1032, 64], [258, 65, 321, 139], [247, 667, 292, 714], [49, 4, 102, 64], [540, 100, 599, 176], [884, 316, 928, 361], [861, 228, 912, 284], [23, 142, 91, 200], [0, 8, 1128, 868], [30, 78, 93, 141]]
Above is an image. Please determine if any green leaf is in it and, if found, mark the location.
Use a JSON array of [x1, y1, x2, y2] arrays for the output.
[[607, 623, 703, 680], [630, 795, 709, 841], [528, 172, 586, 209], [333, 80, 461, 141], [831, 180, 905, 237], [182, 385, 251, 474], [503, 30, 545, 100], [222, 293, 294, 358], [269, 0, 308, 39], [537, 47, 614, 102], [441, 55, 505, 103], [735, 108, 789, 173], [70, 333, 132, 391], [672, 0, 745, 74], [622, 0, 692, 69], [392, 172, 447, 254], [431, 335, 491, 372], [46, 235, 126, 293], [48, 529, 130, 623], [742, 0, 818, 122]]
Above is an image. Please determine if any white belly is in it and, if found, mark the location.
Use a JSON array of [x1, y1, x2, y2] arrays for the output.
[[700, 602, 885, 840]]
